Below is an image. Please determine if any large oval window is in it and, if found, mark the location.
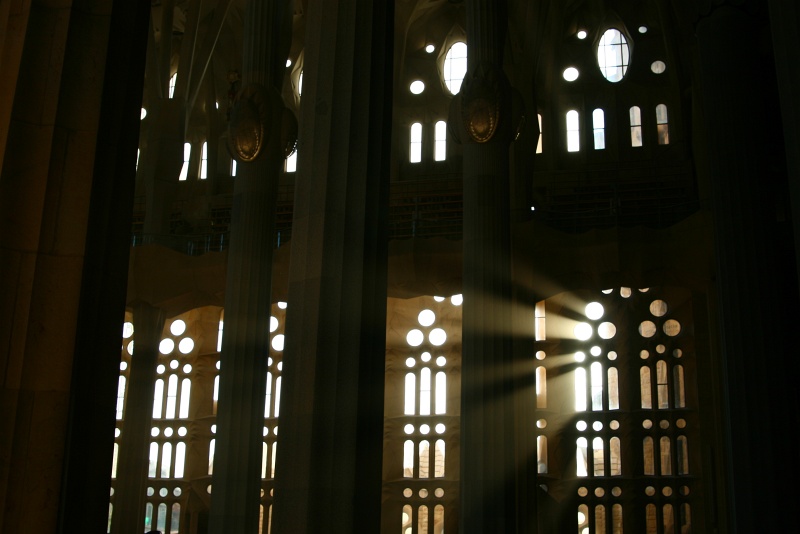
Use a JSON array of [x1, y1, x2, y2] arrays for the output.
[[597, 29, 630, 82], [443, 41, 468, 94]]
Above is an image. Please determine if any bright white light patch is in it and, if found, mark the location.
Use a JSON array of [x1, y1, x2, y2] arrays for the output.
[[171, 320, 186, 336], [418, 309, 436, 326], [575, 351, 586, 362], [563, 67, 580, 82], [410, 80, 425, 94], [140, 108, 147, 120], [434, 296, 445, 302], [577, 30, 587, 40], [159, 339, 175, 354], [421, 351, 432, 362], [286, 59, 292, 67], [271, 334, 285, 351], [407, 329, 424, 347], [451, 294, 463, 306], [425, 44, 435, 53], [178, 338, 194, 354], [404, 424, 414, 434], [590, 346, 602, 356], [429, 328, 447, 346], [574, 322, 593, 340], [270, 316, 279, 332], [278, 301, 287, 309], [585, 302, 604, 320], [406, 357, 416, 368]]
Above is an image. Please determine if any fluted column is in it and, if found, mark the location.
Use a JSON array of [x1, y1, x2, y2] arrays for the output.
[[111, 304, 165, 534], [208, 1, 293, 532], [695, 2, 799, 532], [453, 0, 524, 531], [271, 1, 393, 532]]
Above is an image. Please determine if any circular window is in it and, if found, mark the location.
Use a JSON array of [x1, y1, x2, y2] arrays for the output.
[[597, 29, 630, 83], [651, 60, 666, 74], [563, 67, 580, 82], [409, 80, 425, 94], [443, 41, 468, 94]]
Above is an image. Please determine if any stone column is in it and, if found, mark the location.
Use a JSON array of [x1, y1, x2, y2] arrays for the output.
[[695, 2, 800, 532], [207, 1, 293, 532], [451, 1, 524, 531], [270, 1, 393, 532], [111, 304, 166, 534]]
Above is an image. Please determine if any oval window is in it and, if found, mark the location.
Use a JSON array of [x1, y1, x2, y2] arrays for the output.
[[443, 41, 468, 95], [597, 29, 630, 83]]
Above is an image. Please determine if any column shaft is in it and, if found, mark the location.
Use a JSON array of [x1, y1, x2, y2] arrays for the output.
[[112, 304, 166, 534], [271, 1, 393, 532]]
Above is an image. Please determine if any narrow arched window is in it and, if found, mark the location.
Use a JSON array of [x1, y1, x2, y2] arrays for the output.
[[536, 114, 543, 153], [169, 73, 177, 98], [178, 142, 191, 181], [630, 106, 643, 147], [200, 142, 208, 179], [593, 108, 606, 149], [434, 120, 447, 161], [567, 110, 580, 152], [410, 122, 422, 163], [285, 149, 297, 172], [656, 104, 669, 145]]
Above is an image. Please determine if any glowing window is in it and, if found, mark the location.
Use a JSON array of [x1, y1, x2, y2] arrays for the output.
[[410, 123, 422, 163], [434, 120, 447, 161], [656, 104, 669, 145], [200, 142, 208, 179], [651, 60, 666, 74], [297, 71, 303, 96], [285, 150, 297, 173], [231, 159, 237, 177], [630, 106, 643, 147], [592, 109, 606, 150], [410, 80, 425, 94], [567, 110, 580, 152], [597, 29, 630, 82], [443, 41, 468, 94], [169, 73, 177, 98], [536, 114, 543, 154], [178, 142, 191, 181], [563, 67, 579, 82]]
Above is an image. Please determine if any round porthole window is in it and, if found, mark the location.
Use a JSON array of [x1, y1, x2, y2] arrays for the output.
[[597, 28, 630, 82]]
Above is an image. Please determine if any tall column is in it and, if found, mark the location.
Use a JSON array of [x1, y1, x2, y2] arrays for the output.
[[452, 1, 524, 531], [208, 1, 293, 532], [271, 1, 393, 532], [111, 304, 165, 534], [695, 3, 800, 532]]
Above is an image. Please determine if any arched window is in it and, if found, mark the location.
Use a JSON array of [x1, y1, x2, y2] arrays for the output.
[[656, 104, 669, 145], [567, 110, 580, 152], [630, 106, 643, 147], [443, 41, 468, 94], [593, 108, 606, 149], [200, 141, 208, 179], [178, 142, 191, 181], [410, 122, 422, 163], [434, 120, 447, 161], [536, 114, 543, 153]]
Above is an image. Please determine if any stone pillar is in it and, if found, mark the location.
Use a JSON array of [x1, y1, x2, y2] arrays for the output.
[[451, 1, 524, 531], [207, 1, 293, 532], [270, 1, 393, 532], [695, 2, 800, 532], [111, 304, 166, 534]]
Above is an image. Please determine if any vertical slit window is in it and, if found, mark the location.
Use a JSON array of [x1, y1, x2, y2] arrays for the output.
[[145, 503, 153, 532], [419, 440, 430, 478], [200, 142, 208, 179], [643, 437, 655, 475], [179, 378, 191, 418], [112, 443, 119, 478], [577, 437, 588, 476], [261, 442, 268, 478], [149, 443, 159, 477], [610, 436, 621, 476], [420, 368, 431, 416], [578, 504, 589, 532], [656, 104, 669, 145], [640, 367, 652, 409], [596, 505, 607, 534], [674, 365, 686, 408], [593, 108, 606, 149], [403, 440, 414, 478], [434, 120, 447, 161], [567, 110, 580, 152], [157, 503, 167, 532], [405, 373, 416, 415], [285, 150, 297, 173], [274, 376, 282, 417], [402, 505, 413, 533], [660, 436, 672, 475], [178, 142, 191, 181], [677, 436, 689, 474], [646, 504, 657, 534], [166, 375, 178, 418], [630, 106, 642, 147], [174, 442, 186, 478], [593, 437, 605, 476], [153, 379, 164, 418], [657, 361, 669, 409], [680, 504, 692, 532], [536, 367, 547, 408], [434, 505, 444, 532], [410, 123, 422, 163], [418, 505, 429, 533], [435, 372, 447, 414], [160, 442, 172, 477], [265, 372, 273, 417], [434, 439, 445, 477], [591, 362, 604, 411], [213, 375, 219, 415], [116, 376, 126, 419], [271, 443, 277, 478], [663, 504, 675, 533], [169, 73, 177, 98], [231, 159, 237, 177], [536, 114, 543, 153], [171, 504, 180, 534], [535, 300, 546, 340], [612, 504, 623, 534], [537, 435, 548, 474], [208, 439, 215, 475], [608, 368, 619, 410]]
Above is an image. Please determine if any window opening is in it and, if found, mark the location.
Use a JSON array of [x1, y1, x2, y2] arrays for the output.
[[443, 42, 468, 94], [567, 110, 580, 152], [656, 104, 669, 145], [410, 123, 422, 163], [200, 142, 208, 179], [597, 29, 630, 82], [178, 142, 191, 181], [434, 120, 447, 161], [630, 106, 643, 147], [593, 108, 606, 149]]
